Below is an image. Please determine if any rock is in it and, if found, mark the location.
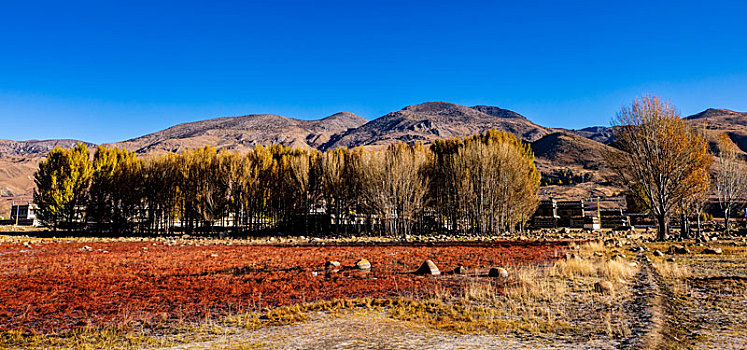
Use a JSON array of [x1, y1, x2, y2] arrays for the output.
[[453, 266, 468, 274], [324, 260, 341, 269], [415, 260, 441, 275], [611, 254, 626, 260], [488, 267, 509, 278], [666, 257, 676, 262], [653, 250, 664, 257], [561, 227, 571, 234], [593, 252, 604, 257], [594, 280, 614, 294], [702, 247, 723, 255], [565, 253, 580, 260], [355, 259, 371, 270], [80, 246, 92, 251], [630, 246, 645, 253], [667, 245, 690, 254]]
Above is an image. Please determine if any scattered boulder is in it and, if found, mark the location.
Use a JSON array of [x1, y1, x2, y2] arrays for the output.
[[453, 266, 468, 274], [630, 246, 645, 253], [611, 253, 626, 260], [653, 250, 664, 257], [488, 267, 509, 278], [667, 245, 690, 254], [415, 260, 441, 275], [325, 261, 341, 269], [355, 259, 371, 270], [594, 280, 614, 294], [702, 247, 723, 255]]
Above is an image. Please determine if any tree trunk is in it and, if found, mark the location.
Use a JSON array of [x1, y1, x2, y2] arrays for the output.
[[656, 215, 668, 241], [680, 212, 689, 239], [724, 208, 730, 235]]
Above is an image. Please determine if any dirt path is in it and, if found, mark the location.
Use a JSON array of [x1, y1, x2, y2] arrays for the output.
[[619, 255, 666, 350]]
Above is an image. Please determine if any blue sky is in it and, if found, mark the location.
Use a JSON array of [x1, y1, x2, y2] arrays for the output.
[[1, 0, 746, 144]]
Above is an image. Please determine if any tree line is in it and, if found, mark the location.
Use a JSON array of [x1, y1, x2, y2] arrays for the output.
[[33, 129, 540, 236]]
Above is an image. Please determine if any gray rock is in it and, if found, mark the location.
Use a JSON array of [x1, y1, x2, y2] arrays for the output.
[[415, 260, 441, 275], [453, 266, 468, 274], [488, 267, 509, 278], [355, 259, 371, 270], [325, 261, 341, 269]]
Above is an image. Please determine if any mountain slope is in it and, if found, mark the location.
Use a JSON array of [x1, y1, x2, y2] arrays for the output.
[[0, 139, 95, 156], [324, 102, 551, 149], [531, 132, 619, 171], [684, 109, 747, 153], [109, 112, 368, 154]]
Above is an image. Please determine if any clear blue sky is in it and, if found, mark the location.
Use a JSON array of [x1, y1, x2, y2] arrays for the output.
[[1, 0, 746, 144]]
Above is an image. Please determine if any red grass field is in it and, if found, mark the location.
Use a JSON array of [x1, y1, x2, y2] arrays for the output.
[[0, 240, 570, 333]]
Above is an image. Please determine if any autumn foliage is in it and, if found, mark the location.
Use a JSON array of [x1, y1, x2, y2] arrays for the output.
[[33, 129, 540, 236], [606, 95, 712, 240]]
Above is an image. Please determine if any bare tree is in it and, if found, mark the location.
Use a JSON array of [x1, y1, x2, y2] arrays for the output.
[[715, 133, 747, 235], [605, 95, 712, 241]]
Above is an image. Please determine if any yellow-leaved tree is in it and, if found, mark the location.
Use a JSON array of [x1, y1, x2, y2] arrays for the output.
[[33, 143, 93, 231], [605, 96, 712, 241]]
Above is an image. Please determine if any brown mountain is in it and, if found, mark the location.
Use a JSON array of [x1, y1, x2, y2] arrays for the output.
[[531, 132, 615, 171], [109, 112, 368, 154], [323, 102, 551, 149], [684, 108, 747, 153], [0, 139, 95, 156]]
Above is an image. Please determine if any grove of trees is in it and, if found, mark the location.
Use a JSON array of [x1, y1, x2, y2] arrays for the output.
[[33, 129, 541, 236]]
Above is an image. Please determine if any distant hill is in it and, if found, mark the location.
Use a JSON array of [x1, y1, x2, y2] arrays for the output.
[[683, 108, 747, 153], [109, 112, 368, 154], [531, 132, 616, 171], [567, 126, 615, 144], [0, 139, 95, 156], [685, 108, 747, 126], [323, 102, 551, 149]]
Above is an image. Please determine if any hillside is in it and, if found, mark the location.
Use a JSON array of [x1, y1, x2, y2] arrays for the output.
[[323, 102, 551, 149], [684, 108, 747, 153], [109, 112, 368, 154], [531, 132, 615, 171], [0, 139, 95, 156]]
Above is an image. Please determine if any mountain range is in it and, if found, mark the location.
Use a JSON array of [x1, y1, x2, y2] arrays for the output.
[[2, 102, 746, 216]]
